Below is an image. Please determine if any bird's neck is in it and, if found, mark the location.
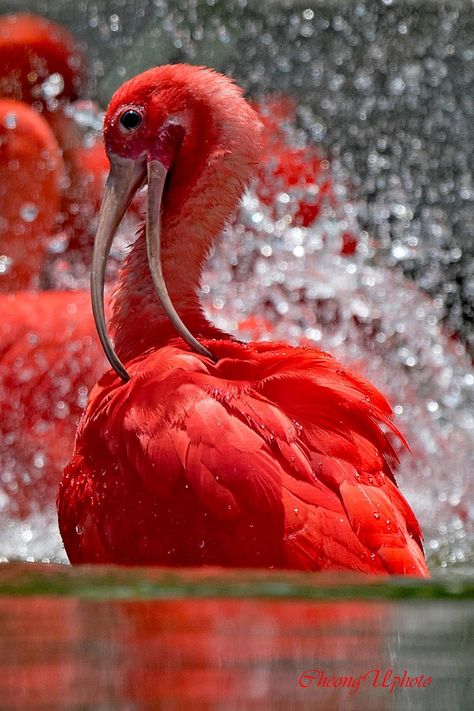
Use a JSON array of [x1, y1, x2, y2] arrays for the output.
[[110, 171, 242, 361], [110, 112, 259, 362], [110, 224, 218, 361]]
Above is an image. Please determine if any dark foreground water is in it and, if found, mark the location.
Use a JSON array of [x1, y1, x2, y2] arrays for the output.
[[0, 564, 472, 710]]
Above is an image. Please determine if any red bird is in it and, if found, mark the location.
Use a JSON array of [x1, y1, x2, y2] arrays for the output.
[[0, 98, 65, 290], [0, 290, 106, 519], [0, 18, 109, 518], [255, 96, 333, 228], [0, 12, 109, 267], [252, 95, 358, 254], [58, 65, 429, 576], [0, 106, 106, 518], [0, 13, 86, 104]]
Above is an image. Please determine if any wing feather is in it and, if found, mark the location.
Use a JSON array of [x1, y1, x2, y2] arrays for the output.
[[63, 340, 428, 575]]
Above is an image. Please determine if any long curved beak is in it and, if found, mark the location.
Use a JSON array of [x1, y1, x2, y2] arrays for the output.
[[91, 155, 145, 382], [91, 154, 214, 382]]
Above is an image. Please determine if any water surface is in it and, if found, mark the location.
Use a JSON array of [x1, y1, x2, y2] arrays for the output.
[[0, 564, 472, 710]]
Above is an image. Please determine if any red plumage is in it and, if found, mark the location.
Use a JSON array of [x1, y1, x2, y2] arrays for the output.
[[59, 338, 428, 576], [0, 13, 86, 105], [0, 99, 65, 290], [0, 13, 109, 270], [0, 291, 106, 518], [0, 16, 108, 516]]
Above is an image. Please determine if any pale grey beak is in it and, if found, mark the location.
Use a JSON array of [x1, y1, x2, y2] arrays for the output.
[[91, 154, 214, 382]]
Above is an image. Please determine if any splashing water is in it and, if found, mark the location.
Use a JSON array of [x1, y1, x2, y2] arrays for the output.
[[203, 180, 474, 572]]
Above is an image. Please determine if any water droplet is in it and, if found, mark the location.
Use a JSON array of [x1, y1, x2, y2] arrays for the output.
[[0, 255, 12, 274], [41, 72, 64, 99], [4, 112, 16, 129], [20, 204, 38, 223], [33, 454, 45, 469]]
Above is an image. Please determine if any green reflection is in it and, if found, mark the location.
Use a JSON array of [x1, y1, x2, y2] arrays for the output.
[[0, 563, 473, 601]]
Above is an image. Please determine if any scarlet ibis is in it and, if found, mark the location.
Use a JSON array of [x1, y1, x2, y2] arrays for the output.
[[252, 95, 358, 257], [0, 13, 109, 267], [44, 103, 109, 265], [58, 65, 429, 576], [0, 110, 106, 515], [0, 98, 65, 290], [0, 75, 106, 519], [0, 19, 108, 517], [0, 111, 107, 510], [0, 13, 85, 105], [0, 290, 107, 519]]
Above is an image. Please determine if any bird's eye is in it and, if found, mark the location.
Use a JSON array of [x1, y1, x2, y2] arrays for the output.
[[119, 109, 143, 132]]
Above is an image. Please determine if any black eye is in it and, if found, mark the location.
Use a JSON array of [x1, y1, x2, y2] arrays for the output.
[[119, 109, 143, 132]]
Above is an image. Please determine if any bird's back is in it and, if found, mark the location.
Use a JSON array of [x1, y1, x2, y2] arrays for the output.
[[59, 338, 429, 576]]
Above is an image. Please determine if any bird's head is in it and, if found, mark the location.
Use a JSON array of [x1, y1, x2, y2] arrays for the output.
[[92, 64, 262, 381], [0, 13, 86, 104]]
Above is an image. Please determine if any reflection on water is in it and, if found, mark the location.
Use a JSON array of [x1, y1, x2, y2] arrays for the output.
[[0, 564, 472, 710]]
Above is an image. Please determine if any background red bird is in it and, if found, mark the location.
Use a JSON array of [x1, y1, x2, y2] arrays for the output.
[[0, 14, 108, 534]]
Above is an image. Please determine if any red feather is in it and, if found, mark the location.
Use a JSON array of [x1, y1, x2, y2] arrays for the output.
[[0, 291, 106, 518], [59, 339, 429, 576]]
